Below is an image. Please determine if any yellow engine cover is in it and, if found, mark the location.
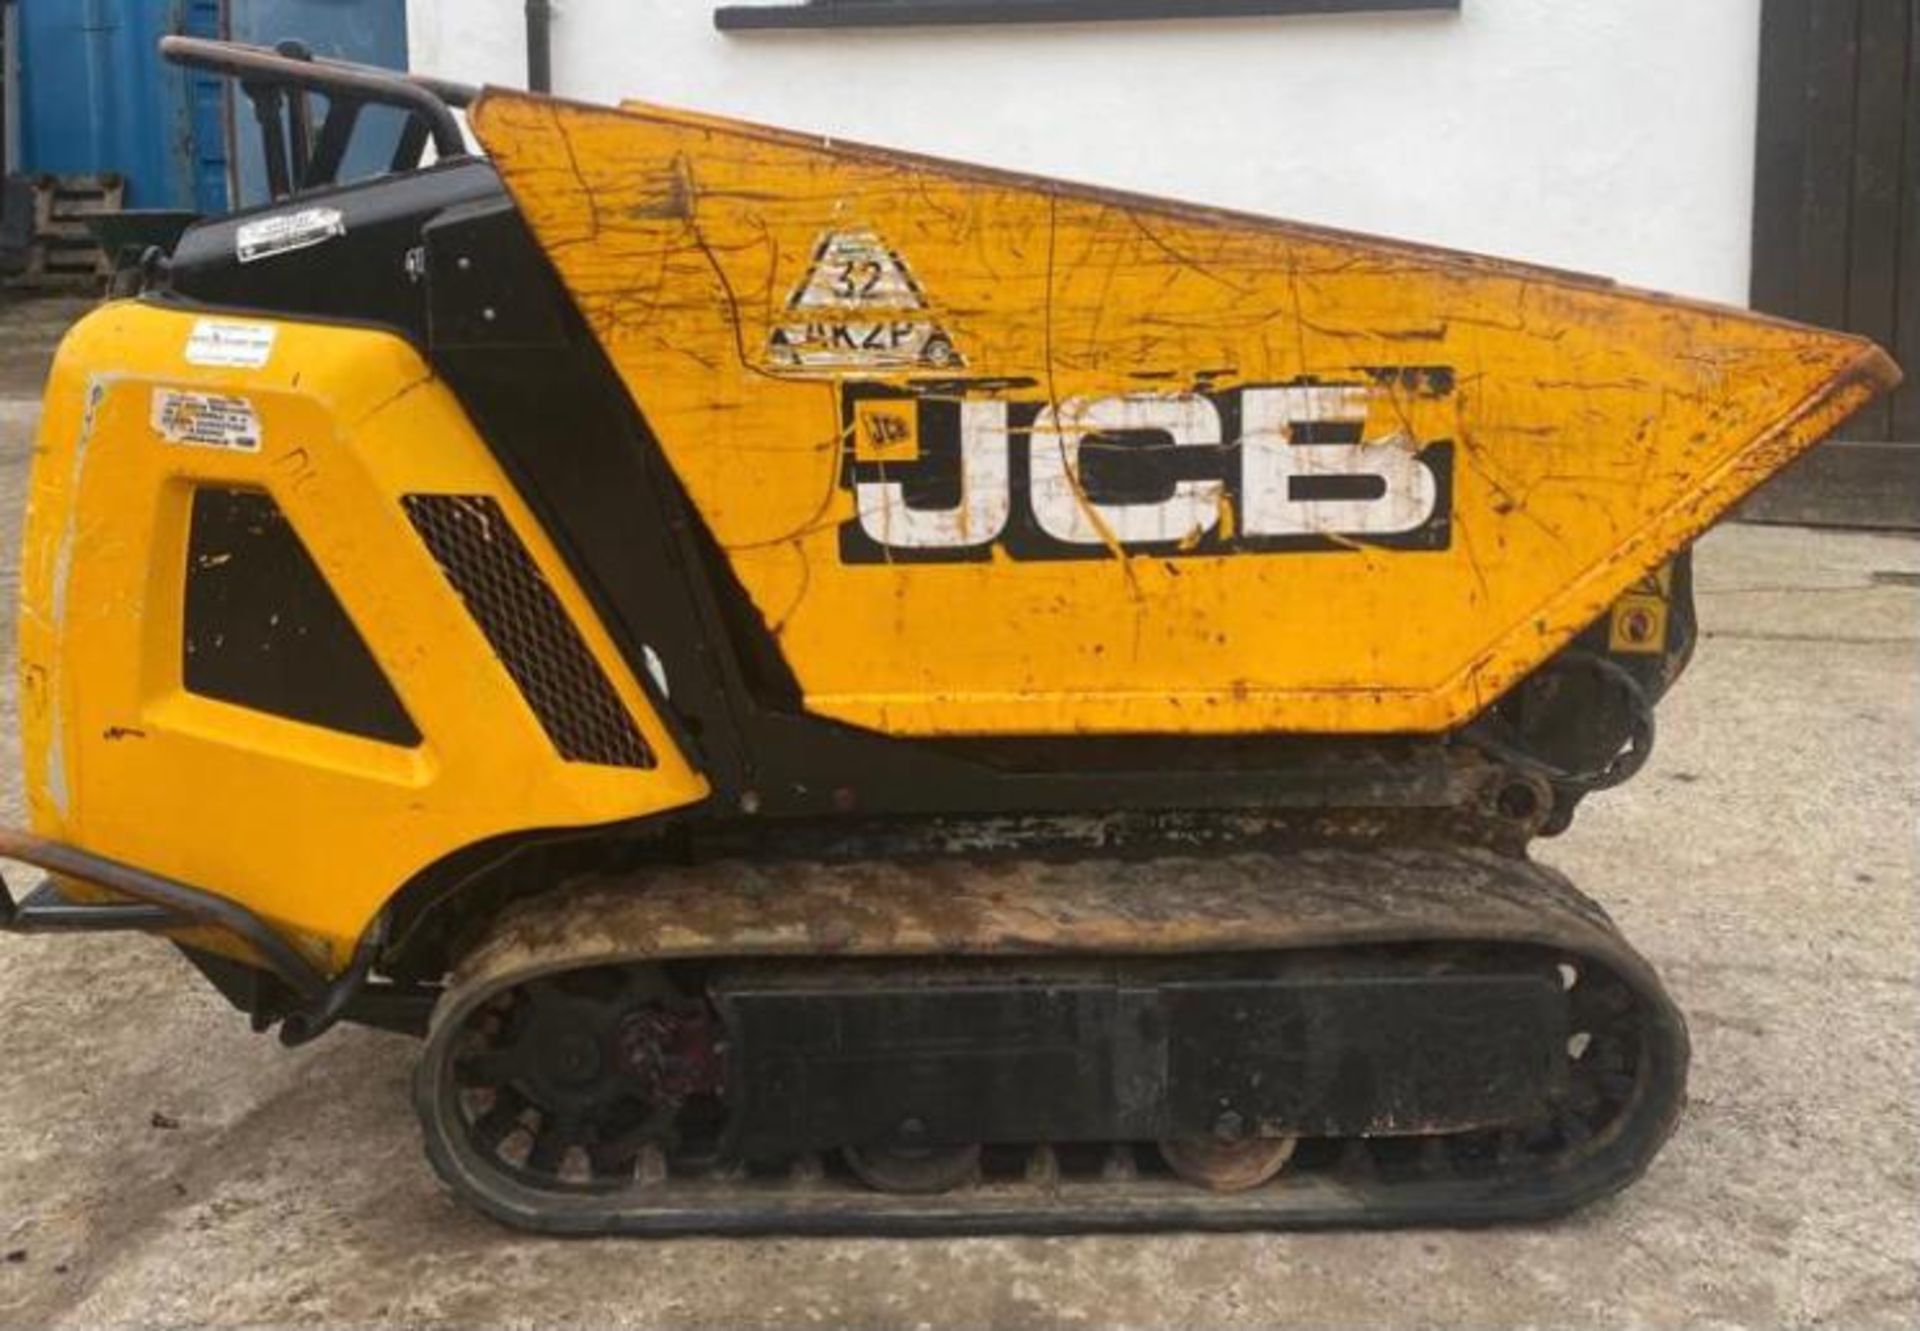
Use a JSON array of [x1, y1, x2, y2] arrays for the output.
[[18, 303, 708, 964], [473, 92, 1897, 738]]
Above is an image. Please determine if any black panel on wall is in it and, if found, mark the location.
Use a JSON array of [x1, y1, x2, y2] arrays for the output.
[[1749, 0, 1918, 528]]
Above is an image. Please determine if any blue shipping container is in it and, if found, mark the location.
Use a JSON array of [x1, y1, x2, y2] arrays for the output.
[[11, 0, 227, 211], [9, 0, 409, 215]]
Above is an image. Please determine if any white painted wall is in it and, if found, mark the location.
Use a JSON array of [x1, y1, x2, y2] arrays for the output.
[[407, 0, 1762, 304]]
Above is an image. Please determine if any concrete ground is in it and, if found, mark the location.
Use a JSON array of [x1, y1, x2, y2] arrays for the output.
[[0, 292, 1914, 1330]]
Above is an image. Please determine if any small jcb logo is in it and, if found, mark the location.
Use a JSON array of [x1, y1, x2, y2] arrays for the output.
[[839, 369, 1454, 563]]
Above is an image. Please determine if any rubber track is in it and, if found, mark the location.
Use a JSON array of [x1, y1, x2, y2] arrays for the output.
[[414, 845, 1689, 1235]]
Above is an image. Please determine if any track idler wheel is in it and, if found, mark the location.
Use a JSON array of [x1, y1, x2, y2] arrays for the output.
[[1159, 1135, 1298, 1193], [437, 965, 723, 1191]]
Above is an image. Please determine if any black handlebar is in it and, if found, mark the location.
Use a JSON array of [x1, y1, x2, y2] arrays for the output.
[[160, 35, 477, 200]]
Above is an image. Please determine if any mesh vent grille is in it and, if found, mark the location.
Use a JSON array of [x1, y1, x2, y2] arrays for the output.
[[403, 495, 654, 770]]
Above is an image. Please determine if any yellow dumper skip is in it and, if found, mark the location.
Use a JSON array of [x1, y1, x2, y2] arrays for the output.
[[474, 92, 1898, 738]]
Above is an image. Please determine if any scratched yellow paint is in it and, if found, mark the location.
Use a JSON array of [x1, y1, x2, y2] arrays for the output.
[[473, 92, 1898, 737]]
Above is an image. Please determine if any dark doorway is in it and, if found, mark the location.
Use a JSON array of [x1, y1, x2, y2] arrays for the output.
[[1747, 0, 1918, 529]]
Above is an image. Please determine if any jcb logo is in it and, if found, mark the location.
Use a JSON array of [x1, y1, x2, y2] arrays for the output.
[[839, 369, 1454, 563]]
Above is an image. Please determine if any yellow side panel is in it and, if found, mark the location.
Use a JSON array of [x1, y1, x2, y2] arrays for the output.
[[18, 302, 708, 965], [473, 92, 1897, 738]]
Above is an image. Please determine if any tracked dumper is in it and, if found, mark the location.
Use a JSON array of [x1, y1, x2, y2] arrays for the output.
[[1, 39, 1900, 1236]]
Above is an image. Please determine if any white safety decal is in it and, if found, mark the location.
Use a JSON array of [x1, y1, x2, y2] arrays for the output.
[[152, 389, 262, 453], [768, 229, 962, 373], [236, 206, 346, 264], [184, 318, 278, 369]]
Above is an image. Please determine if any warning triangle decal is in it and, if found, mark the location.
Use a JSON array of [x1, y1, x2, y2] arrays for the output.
[[768, 229, 963, 372]]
